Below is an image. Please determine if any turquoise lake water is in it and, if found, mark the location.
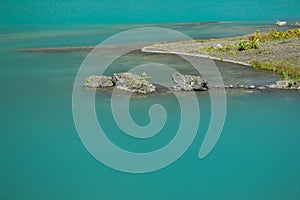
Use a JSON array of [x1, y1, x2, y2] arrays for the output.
[[1, 22, 300, 200], [1, 1, 300, 199], [1, 0, 300, 24]]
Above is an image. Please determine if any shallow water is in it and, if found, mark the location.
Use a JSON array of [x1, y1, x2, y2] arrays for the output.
[[1, 22, 300, 199]]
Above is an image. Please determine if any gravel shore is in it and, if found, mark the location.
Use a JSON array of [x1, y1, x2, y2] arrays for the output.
[[143, 33, 300, 71]]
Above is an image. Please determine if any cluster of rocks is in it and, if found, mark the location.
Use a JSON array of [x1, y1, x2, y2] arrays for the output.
[[83, 72, 300, 94], [83, 72, 208, 94], [222, 84, 259, 89], [83, 72, 156, 94], [220, 80, 300, 90], [268, 80, 300, 90]]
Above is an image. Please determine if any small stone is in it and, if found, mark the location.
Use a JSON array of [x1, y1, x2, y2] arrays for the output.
[[216, 44, 223, 49], [239, 85, 245, 88], [258, 86, 266, 90], [268, 84, 276, 89], [229, 85, 234, 88], [173, 86, 181, 91], [297, 87, 300, 90], [248, 85, 255, 89]]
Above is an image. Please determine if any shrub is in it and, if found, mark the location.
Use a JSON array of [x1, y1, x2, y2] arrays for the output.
[[238, 40, 247, 51], [238, 32, 260, 51]]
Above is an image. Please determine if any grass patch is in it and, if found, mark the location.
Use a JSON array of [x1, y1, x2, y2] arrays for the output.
[[234, 29, 300, 51], [252, 61, 300, 81], [237, 29, 300, 51], [258, 29, 300, 41]]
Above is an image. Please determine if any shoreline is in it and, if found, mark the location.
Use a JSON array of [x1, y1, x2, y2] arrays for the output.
[[20, 28, 300, 90], [141, 46, 252, 67], [142, 29, 300, 88]]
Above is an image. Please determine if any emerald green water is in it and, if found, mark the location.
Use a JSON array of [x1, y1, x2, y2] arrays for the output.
[[1, 22, 300, 199]]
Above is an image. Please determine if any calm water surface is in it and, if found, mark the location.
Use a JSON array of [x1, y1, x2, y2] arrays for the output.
[[1, 22, 300, 199]]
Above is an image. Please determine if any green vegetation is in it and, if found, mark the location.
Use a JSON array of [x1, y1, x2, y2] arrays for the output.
[[258, 29, 300, 41], [248, 29, 300, 80], [238, 40, 250, 51], [252, 61, 300, 81], [151, 29, 300, 82], [140, 72, 151, 80], [201, 29, 300, 80], [126, 73, 152, 90], [237, 31, 260, 51], [238, 29, 300, 51]]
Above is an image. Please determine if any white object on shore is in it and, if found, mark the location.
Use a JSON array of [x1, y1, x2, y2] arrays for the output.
[[276, 20, 286, 26], [216, 44, 223, 49], [294, 21, 300, 26]]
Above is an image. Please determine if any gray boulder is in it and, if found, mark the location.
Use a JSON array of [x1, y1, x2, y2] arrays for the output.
[[172, 73, 208, 91], [83, 75, 113, 88], [112, 72, 156, 94]]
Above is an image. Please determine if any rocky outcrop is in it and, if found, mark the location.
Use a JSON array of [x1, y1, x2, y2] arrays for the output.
[[111, 72, 156, 94], [83, 75, 114, 88], [269, 80, 300, 89], [112, 72, 139, 86], [172, 73, 208, 91], [83, 72, 156, 94]]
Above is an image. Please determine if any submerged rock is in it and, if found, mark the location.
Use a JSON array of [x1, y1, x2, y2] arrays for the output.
[[112, 72, 156, 94], [172, 73, 208, 91], [83, 75, 113, 88]]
